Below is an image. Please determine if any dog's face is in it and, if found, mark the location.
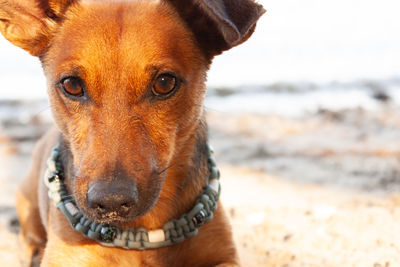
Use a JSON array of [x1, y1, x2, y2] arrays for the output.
[[45, 1, 209, 223], [0, 0, 264, 224]]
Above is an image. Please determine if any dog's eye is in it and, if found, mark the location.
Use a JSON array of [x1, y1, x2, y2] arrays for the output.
[[60, 77, 84, 97], [152, 74, 177, 96]]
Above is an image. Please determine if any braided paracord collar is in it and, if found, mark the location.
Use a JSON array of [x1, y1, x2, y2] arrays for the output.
[[44, 144, 221, 250]]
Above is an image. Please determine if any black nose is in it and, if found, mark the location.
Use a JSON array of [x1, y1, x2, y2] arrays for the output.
[[87, 179, 138, 217]]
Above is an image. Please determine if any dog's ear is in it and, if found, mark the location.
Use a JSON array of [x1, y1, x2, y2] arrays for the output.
[[169, 0, 265, 60], [0, 0, 76, 56]]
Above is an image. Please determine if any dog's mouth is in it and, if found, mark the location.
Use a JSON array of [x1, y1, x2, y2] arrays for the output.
[[93, 210, 126, 223], [90, 210, 134, 224]]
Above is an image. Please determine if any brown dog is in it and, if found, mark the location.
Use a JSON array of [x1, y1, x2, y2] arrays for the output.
[[0, 0, 264, 266]]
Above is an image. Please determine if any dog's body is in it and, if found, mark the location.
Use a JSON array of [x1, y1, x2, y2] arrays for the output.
[[0, 0, 264, 266]]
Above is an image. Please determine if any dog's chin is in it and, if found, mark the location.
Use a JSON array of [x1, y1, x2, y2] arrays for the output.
[[88, 211, 134, 224], [77, 198, 159, 226]]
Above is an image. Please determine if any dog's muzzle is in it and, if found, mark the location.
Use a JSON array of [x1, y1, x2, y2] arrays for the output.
[[44, 143, 221, 250]]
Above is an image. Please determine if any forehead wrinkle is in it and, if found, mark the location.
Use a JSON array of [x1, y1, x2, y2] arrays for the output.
[[118, 7, 201, 81], [47, 0, 203, 102], [58, 0, 197, 70]]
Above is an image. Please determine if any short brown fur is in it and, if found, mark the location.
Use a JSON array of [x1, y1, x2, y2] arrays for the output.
[[1, 0, 264, 266]]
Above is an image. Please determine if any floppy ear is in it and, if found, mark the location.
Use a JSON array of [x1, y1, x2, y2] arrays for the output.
[[0, 0, 76, 56], [169, 0, 265, 59]]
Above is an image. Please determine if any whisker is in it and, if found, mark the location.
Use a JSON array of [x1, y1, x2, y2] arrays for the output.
[[157, 163, 178, 175]]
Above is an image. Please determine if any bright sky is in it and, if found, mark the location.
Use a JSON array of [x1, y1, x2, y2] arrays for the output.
[[0, 0, 400, 98], [209, 0, 400, 86]]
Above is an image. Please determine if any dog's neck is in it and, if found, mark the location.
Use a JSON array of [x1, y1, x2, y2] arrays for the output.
[[59, 117, 210, 230]]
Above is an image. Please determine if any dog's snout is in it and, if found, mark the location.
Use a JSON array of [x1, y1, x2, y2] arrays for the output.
[[87, 179, 138, 218]]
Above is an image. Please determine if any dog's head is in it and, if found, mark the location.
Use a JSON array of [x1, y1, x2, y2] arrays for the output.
[[0, 0, 264, 224]]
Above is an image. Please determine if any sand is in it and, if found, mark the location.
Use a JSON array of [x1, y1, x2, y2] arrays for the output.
[[0, 100, 399, 266]]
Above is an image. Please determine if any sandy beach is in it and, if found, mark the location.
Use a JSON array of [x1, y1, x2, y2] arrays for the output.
[[1, 87, 400, 266]]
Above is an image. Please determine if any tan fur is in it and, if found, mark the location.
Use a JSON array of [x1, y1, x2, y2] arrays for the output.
[[0, 0, 264, 266]]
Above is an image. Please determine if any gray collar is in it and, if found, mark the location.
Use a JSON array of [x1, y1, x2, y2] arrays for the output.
[[44, 144, 221, 250]]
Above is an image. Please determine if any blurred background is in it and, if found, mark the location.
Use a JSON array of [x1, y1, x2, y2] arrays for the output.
[[1, 0, 400, 266]]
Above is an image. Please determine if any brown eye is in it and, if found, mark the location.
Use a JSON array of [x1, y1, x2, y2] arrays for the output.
[[152, 74, 177, 95], [61, 77, 84, 97]]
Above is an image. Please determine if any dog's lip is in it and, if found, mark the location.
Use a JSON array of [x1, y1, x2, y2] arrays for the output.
[[82, 209, 138, 224], [94, 214, 135, 224], [76, 202, 146, 225]]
